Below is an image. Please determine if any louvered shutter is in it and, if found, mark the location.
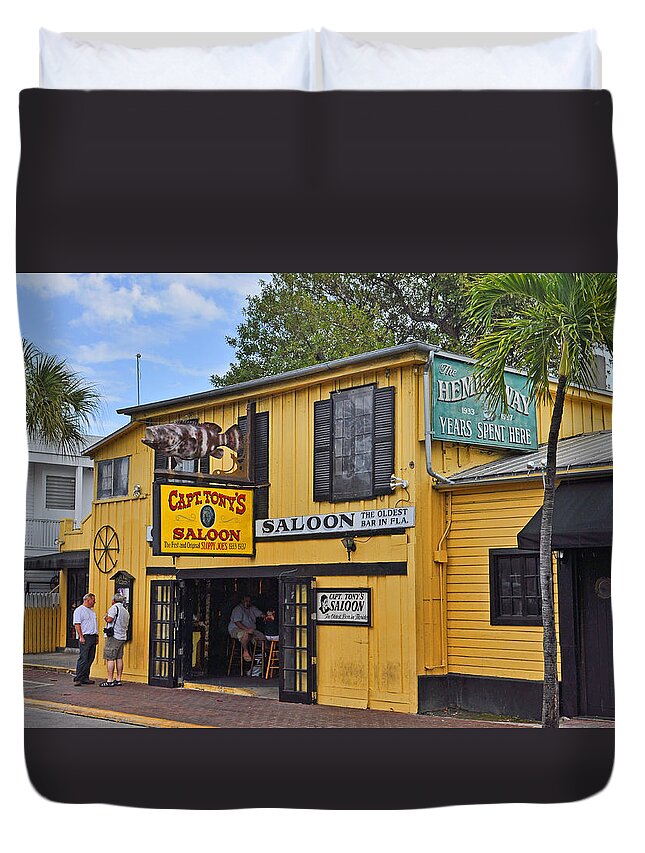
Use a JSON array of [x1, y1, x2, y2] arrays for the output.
[[199, 455, 210, 475], [153, 448, 167, 474], [313, 398, 333, 502], [239, 411, 270, 519], [254, 412, 270, 519], [373, 386, 395, 495], [45, 475, 76, 510]]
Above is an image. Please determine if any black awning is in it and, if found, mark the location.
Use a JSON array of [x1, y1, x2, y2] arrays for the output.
[[23, 549, 89, 571], [517, 478, 612, 550]]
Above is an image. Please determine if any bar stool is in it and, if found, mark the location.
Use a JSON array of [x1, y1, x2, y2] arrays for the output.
[[226, 637, 245, 676], [265, 640, 279, 679], [250, 638, 266, 675]]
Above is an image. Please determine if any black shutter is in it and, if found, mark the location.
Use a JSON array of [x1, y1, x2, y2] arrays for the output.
[[154, 449, 168, 475], [199, 455, 210, 475], [254, 412, 270, 520], [313, 399, 333, 502], [373, 386, 395, 495], [240, 411, 270, 519]]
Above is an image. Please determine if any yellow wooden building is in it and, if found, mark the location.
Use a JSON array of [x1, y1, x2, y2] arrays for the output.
[[57, 342, 613, 719]]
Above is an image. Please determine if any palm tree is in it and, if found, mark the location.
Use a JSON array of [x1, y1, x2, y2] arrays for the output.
[[23, 339, 101, 455], [466, 273, 616, 728]]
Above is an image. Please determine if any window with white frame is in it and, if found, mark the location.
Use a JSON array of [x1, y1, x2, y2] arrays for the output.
[[97, 457, 130, 499]]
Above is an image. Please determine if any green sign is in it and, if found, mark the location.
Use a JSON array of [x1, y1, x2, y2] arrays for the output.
[[432, 354, 538, 451]]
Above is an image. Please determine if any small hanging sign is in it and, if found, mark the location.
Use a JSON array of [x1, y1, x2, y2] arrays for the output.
[[315, 588, 371, 626]]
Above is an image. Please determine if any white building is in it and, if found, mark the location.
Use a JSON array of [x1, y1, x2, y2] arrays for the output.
[[24, 434, 102, 591]]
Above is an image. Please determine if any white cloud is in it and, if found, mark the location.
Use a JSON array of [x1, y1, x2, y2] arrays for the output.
[[18, 273, 228, 327]]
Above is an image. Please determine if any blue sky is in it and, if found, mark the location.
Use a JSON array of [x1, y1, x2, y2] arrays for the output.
[[16, 273, 267, 437]]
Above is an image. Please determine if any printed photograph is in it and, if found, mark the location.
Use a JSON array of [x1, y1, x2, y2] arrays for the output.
[[19, 272, 615, 730]]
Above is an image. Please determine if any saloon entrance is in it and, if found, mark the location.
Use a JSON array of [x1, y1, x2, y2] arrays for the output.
[[148, 574, 316, 703]]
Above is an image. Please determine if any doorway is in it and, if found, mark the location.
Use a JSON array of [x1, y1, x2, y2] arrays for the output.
[[559, 547, 614, 718], [65, 566, 89, 648], [181, 576, 280, 699]]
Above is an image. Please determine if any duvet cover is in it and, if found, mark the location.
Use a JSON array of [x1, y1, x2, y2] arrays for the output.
[[19, 89, 616, 809]]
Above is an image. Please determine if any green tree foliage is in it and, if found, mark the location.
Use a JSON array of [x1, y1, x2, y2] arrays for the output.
[[211, 272, 476, 386], [467, 272, 616, 728], [23, 338, 101, 454]]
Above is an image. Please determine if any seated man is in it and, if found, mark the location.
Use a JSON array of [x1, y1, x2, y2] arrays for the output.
[[228, 595, 266, 663]]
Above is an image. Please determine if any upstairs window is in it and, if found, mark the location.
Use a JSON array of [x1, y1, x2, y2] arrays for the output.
[[489, 549, 542, 626], [97, 456, 130, 500], [314, 385, 395, 502]]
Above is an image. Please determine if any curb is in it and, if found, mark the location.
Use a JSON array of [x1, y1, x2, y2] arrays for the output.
[[24, 698, 215, 729], [24, 663, 76, 674]]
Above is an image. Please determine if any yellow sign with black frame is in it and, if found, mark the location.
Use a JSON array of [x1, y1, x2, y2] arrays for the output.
[[153, 483, 255, 557]]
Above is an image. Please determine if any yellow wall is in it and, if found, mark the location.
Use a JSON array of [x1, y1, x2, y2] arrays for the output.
[[433, 386, 610, 684], [63, 350, 429, 707], [443, 482, 558, 681], [60, 352, 612, 705]]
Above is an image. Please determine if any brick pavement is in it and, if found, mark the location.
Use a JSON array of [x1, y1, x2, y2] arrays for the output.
[[24, 666, 614, 728], [24, 666, 539, 728]]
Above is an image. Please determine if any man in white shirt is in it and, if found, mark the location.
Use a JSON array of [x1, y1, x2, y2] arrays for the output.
[[100, 593, 131, 687], [228, 595, 266, 662], [73, 593, 98, 686]]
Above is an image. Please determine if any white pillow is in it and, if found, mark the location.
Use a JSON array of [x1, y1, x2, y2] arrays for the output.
[[321, 30, 600, 90], [40, 29, 316, 90]]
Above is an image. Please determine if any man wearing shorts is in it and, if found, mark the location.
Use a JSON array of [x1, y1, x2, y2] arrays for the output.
[[228, 594, 265, 662], [100, 593, 130, 687]]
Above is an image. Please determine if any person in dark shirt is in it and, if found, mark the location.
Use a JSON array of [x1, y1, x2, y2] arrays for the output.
[[262, 608, 279, 640]]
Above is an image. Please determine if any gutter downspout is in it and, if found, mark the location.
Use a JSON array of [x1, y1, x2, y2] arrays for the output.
[[423, 351, 454, 485]]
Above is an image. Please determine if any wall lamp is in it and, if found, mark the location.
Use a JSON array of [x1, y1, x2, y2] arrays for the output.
[[341, 536, 357, 561]]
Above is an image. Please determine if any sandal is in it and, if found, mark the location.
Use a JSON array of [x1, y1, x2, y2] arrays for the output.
[[99, 681, 116, 687], [114, 680, 122, 686]]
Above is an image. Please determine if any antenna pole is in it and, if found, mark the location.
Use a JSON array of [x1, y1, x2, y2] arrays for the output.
[[136, 353, 141, 405]]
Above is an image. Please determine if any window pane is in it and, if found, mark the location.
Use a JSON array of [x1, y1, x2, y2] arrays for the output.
[[113, 457, 129, 496], [332, 386, 374, 498], [492, 552, 541, 624], [97, 460, 113, 499]]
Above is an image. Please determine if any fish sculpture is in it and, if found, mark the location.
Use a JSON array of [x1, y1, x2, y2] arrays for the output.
[[142, 422, 244, 461]]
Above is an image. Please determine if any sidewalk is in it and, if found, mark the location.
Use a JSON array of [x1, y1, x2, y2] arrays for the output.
[[23, 660, 614, 729]]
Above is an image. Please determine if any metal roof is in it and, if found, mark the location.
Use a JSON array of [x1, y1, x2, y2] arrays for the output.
[[448, 430, 612, 483], [117, 340, 438, 417]]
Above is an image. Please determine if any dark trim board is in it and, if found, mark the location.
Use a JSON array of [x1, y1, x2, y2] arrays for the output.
[[146, 567, 178, 577], [176, 561, 407, 580], [419, 673, 546, 721]]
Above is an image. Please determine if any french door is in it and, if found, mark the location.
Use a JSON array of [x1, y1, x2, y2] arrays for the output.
[[148, 580, 181, 687], [279, 578, 316, 704]]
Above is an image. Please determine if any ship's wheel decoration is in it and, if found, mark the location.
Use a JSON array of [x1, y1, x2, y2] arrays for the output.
[[93, 525, 120, 574]]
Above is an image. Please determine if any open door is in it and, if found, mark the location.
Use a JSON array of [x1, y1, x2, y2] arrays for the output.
[[149, 579, 182, 687], [279, 578, 316, 704]]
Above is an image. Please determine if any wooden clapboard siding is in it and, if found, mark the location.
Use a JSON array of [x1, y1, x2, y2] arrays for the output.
[[62, 349, 428, 706], [57, 344, 610, 708], [444, 482, 560, 681]]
